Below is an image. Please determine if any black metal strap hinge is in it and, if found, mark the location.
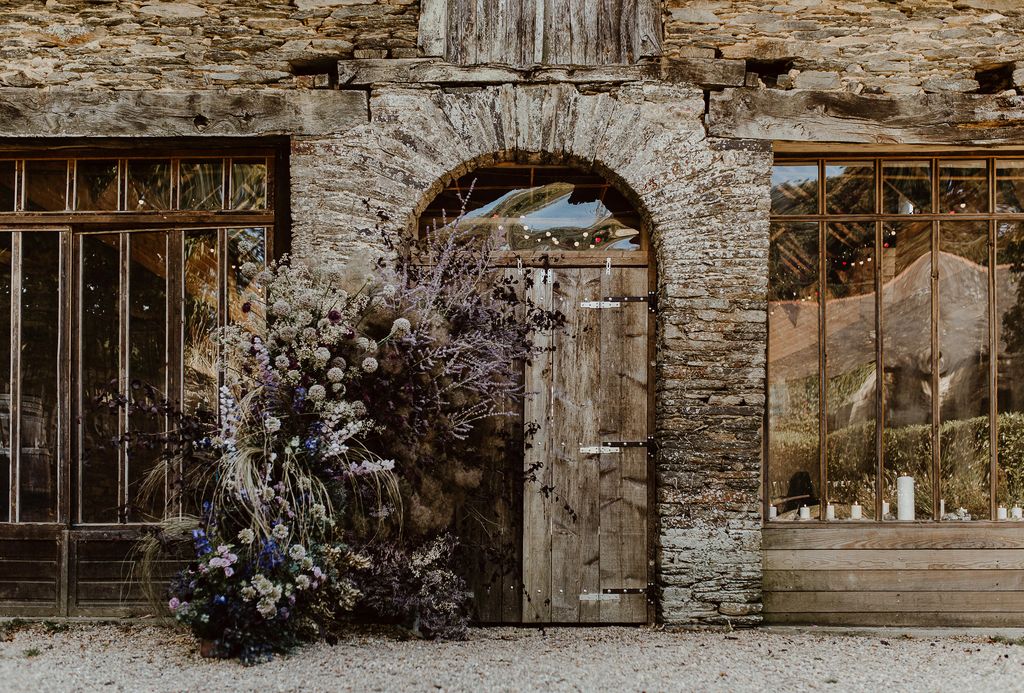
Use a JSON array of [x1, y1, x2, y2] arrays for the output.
[[602, 291, 657, 313]]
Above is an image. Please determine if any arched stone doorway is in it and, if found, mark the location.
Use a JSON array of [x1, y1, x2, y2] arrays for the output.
[[418, 159, 655, 623], [290, 83, 771, 626]]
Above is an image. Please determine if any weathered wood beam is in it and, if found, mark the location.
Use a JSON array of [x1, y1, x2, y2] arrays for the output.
[[0, 89, 368, 138], [710, 88, 1024, 145], [338, 57, 745, 88], [660, 57, 746, 89], [338, 58, 659, 86]]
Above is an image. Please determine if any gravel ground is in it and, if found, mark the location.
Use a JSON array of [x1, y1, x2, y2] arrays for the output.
[[0, 623, 1020, 692]]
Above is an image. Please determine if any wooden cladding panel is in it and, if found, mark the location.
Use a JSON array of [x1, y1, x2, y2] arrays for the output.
[[764, 526, 1024, 626], [0, 537, 59, 610], [419, 0, 661, 67]]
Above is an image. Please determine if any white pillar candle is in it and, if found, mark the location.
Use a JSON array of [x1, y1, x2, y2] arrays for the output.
[[799, 505, 811, 520], [1013, 506, 1023, 520], [850, 502, 863, 520], [897, 475, 915, 521], [882, 500, 890, 517], [826, 503, 835, 521], [940, 499, 945, 518], [768, 505, 777, 520], [999, 506, 1008, 521]]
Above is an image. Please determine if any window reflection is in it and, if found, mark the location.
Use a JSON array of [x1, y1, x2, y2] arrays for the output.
[[768, 222, 820, 520], [24, 160, 68, 212], [939, 161, 988, 214], [997, 222, 1024, 508], [420, 165, 642, 252], [230, 160, 268, 210], [938, 221, 990, 519], [881, 221, 933, 520], [825, 222, 876, 519], [883, 161, 932, 214], [997, 160, 1024, 214], [126, 160, 171, 211], [772, 164, 818, 215], [180, 160, 224, 211], [826, 162, 874, 215], [75, 160, 119, 211], [183, 230, 219, 414]]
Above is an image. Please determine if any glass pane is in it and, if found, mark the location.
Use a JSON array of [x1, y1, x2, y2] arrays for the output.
[[767, 222, 820, 521], [126, 160, 171, 211], [883, 161, 932, 215], [19, 232, 60, 522], [881, 221, 933, 520], [825, 222, 876, 519], [230, 159, 268, 210], [997, 222, 1024, 508], [938, 221, 990, 520], [771, 164, 818, 215], [825, 161, 874, 215], [79, 235, 121, 523], [75, 160, 119, 211], [227, 228, 266, 325], [24, 160, 68, 212], [127, 233, 168, 521], [939, 160, 988, 215], [997, 160, 1024, 214], [420, 165, 642, 252], [0, 234, 10, 521], [183, 230, 218, 414], [0, 162, 14, 212], [179, 160, 224, 211]]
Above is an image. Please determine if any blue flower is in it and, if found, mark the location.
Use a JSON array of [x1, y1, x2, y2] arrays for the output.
[[214, 594, 227, 605]]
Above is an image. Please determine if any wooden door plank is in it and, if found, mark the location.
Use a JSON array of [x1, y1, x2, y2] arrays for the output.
[[522, 268, 554, 622], [763, 525, 1024, 550], [765, 548, 1024, 571], [765, 590, 1024, 613], [765, 568, 1024, 592]]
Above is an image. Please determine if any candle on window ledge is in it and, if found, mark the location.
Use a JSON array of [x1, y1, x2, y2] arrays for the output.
[[1013, 505, 1023, 520], [768, 505, 777, 520], [897, 475, 915, 521], [850, 502, 863, 520], [998, 505, 1008, 521], [826, 503, 835, 521], [882, 500, 890, 518], [799, 505, 811, 520], [940, 499, 946, 519]]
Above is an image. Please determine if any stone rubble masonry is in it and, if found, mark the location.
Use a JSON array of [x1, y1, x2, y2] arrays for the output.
[[289, 83, 771, 626], [665, 0, 1024, 95]]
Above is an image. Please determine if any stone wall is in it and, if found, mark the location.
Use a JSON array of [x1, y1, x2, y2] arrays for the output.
[[664, 0, 1024, 95], [0, 0, 418, 89], [289, 83, 771, 627]]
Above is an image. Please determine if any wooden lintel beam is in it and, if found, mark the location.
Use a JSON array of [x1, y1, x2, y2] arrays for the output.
[[338, 58, 660, 86], [660, 57, 747, 88], [709, 88, 1024, 145], [0, 88, 369, 138]]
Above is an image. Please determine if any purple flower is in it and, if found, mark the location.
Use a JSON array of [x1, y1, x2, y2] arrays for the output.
[[168, 597, 180, 611], [224, 566, 234, 577], [327, 309, 342, 324]]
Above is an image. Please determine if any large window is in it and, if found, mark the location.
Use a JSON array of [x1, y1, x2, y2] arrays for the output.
[[0, 149, 279, 524], [768, 155, 1024, 522]]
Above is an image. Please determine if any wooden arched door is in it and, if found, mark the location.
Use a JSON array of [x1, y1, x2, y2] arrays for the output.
[[419, 162, 654, 623]]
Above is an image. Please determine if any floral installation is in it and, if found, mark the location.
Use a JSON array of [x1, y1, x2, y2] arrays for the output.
[[114, 214, 556, 663]]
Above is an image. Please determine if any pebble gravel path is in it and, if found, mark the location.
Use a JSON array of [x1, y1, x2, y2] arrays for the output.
[[0, 622, 1020, 692]]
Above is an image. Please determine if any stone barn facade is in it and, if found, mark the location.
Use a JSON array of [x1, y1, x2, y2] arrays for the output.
[[3, 0, 1024, 626]]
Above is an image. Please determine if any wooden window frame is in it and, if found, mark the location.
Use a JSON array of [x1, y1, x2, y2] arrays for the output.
[[767, 152, 1024, 524], [0, 143, 286, 527]]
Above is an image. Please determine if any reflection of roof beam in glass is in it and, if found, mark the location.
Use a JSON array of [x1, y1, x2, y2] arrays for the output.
[[419, 165, 642, 253]]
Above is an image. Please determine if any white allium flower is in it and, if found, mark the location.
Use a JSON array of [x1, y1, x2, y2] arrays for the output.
[[265, 416, 281, 433], [311, 503, 326, 520], [327, 367, 344, 383], [331, 356, 347, 369], [331, 383, 346, 395], [355, 337, 370, 351], [260, 487, 275, 502], [361, 357, 379, 373], [257, 269, 274, 284], [314, 347, 331, 363], [271, 299, 291, 317], [253, 574, 274, 595], [257, 597, 277, 618], [277, 326, 297, 343], [307, 384, 326, 402], [390, 317, 411, 336], [301, 557, 314, 570], [240, 261, 259, 278], [286, 369, 301, 383], [238, 528, 255, 544], [295, 575, 311, 591], [274, 354, 290, 370], [351, 401, 368, 417], [272, 523, 289, 540], [288, 544, 307, 561], [241, 586, 256, 601], [380, 284, 397, 299]]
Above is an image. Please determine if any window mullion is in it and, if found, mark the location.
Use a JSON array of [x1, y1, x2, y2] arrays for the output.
[[9, 232, 20, 523]]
